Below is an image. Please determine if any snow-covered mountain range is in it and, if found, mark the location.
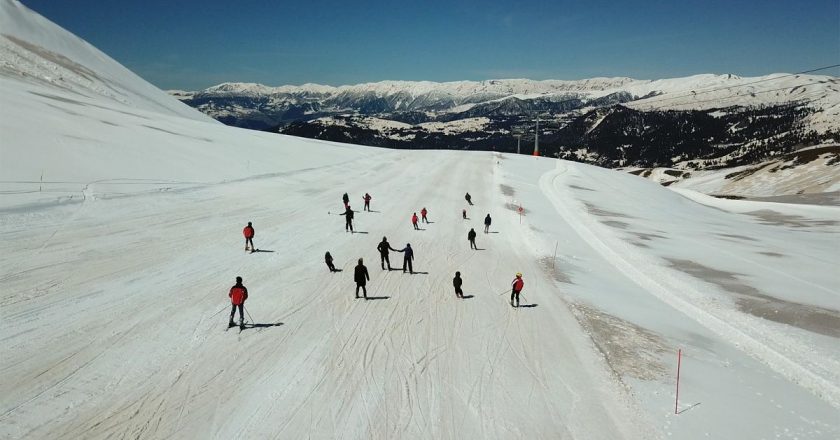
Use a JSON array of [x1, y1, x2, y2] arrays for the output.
[[2, 1, 839, 438], [173, 73, 840, 175]]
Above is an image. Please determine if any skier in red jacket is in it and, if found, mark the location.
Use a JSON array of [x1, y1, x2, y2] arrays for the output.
[[243, 222, 255, 252], [510, 272, 524, 308], [411, 213, 420, 230], [229, 276, 248, 327], [421, 207, 429, 223]]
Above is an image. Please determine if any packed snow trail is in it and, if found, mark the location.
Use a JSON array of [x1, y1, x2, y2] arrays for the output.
[[0, 151, 653, 439]]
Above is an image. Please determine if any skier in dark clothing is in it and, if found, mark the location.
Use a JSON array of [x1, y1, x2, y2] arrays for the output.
[[484, 214, 492, 233], [462, 209, 467, 220], [465, 193, 473, 205], [421, 207, 429, 223], [377, 236, 398, 270], [399, 243, 414, 274], [228, 276, 248, 328], [511, 272, 524, 307], [342, 193, 350, 208], [468, 228, 477, 249], [243, 222, 255, 252], [325, 251, 337, 272], [354, 258, 370, 299], [453, 271, 464, 298], [341, 205, 355, 232], [363, 193, 372, 211]]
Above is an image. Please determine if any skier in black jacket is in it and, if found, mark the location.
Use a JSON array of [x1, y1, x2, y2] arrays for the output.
[[453, 271, 464, 298], [354, 258, 370, 299], [377, 236, 397, 270], [484, 213, 492, 233], [342, 192, 350, 208], [465, 192, 473, 205], [468, 228, 477, 249], [399, 243, 414, 274], [325, 251, 337, 272], [341, 205, 355, 232]]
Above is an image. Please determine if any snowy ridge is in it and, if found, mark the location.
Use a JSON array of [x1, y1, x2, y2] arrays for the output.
[[0, 0, 210, 121]]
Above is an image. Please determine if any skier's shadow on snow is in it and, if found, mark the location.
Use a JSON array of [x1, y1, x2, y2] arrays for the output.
[[487, 231, 500, 234], [365, 296, 390, 300], [518, 304, 538, 308], [473, 248, 486, 251], [409, 271, 429, 275], [351, 231, 369, 234], [331, 269, 344, 273], [425, 221, 435, 224], [367, 210, 381, 213], [414, 228, 426, 231], [251, 249, 275, 253], [241, 322, 284, 331], [461, 295, 475, 299]]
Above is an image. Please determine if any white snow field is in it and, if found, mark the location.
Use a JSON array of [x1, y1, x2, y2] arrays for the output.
[[2, 1, 840, 439]]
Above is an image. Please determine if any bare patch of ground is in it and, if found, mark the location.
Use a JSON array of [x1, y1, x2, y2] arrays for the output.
[[757, 251, 784, 258], [716, 233, 757, 242], [584, 202, 632, 218], [666, 259, 840, 338], [570, 303, 669, 381], [499, 184, 516, 197], [538, 256, 572, 284], [631, 232, 666, 242], [744, 209, 838, 228], [747, 191, 840, 207], [601, 220, 629, 229]]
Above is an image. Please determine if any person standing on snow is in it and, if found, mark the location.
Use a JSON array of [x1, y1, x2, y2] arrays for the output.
[[354, 258, 370, 299], [411, 212, 420, 230], [420, 207, 429, 223], [399, 243, 415, 274], [465, 192, 473, 205], [363, 193, 372, 211], [228, 276, 248, 327], [243, 222, 255, 252], [484, 213, 492, 233], [325, 251, 337, 272], [342, 193, 350, 209], [341, 205, 355, 232], [462, 208, 467, 220], [377, 236, 398, 270], [468, 228, 477, 250], [510, 272, 524, 308], [453, 271, 464, 299]]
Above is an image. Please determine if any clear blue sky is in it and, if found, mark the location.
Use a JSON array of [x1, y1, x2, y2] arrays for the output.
[[21, 0, 840, 90]]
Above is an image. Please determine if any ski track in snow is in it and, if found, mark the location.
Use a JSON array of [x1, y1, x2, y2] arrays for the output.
[[539, 161, 840, 409], [2, 152, 657, 438]]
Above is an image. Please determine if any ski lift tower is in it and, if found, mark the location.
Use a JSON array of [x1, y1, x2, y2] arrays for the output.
[[511, 126, 527, 154], [531, 112, 559, 157]]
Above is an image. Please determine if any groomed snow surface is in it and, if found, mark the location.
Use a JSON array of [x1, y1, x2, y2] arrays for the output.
[[2, 1, 840, 438]]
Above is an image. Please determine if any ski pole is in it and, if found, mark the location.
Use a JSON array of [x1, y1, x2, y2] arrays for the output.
[[210, 304, 228, 318], [244, 305, 255, 324]]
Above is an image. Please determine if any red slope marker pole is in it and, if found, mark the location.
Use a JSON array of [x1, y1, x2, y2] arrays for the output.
[[675, 349, 682, 414]]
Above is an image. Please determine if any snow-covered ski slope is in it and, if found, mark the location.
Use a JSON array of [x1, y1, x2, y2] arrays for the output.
[[2, 1, 840, 438]]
